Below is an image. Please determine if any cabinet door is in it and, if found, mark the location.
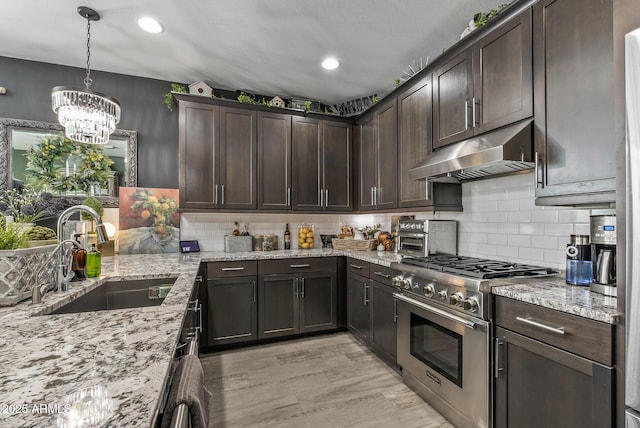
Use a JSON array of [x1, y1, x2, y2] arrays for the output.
[[292, 116, 322, 210], [219, 107, 256, 209], [258, 274, 299, 339], [322, 120, 352, 211], [533, 0, 615, 203], [370, 280, 397, 366], [398, 76, 432, 208], [473, 8, 532, 134], [433, 50, 474, 149], [356, 114, 377, 210], [257, 111, 291, 210], [207, 277, 257, 346], [495, 326, 614, 428], [347, 272, 370, 344], [374, 99, 398, 209], [299, 271, 337, 333], [179, 101, 218, 209]]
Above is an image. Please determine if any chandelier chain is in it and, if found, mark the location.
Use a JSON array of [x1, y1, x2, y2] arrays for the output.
[[84, 17, 93, 90]]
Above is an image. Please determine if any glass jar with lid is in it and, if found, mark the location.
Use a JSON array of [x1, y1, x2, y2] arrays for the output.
[[297, 224, 314, 249]]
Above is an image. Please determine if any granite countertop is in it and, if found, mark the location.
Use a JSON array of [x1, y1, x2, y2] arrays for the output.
[[0, 248, 617, 427], [491, 275, 619, 324], [0, 248, 398, 428]]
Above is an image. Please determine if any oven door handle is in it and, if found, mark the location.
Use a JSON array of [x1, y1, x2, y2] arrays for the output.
[[393, 293, 482, 330]]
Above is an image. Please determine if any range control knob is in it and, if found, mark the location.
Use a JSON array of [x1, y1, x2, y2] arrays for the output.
[[438, 290, 447, 301], [401, 278, 412, 290], [449, 293, 464, 306], [463, 297, 479, 312], [423, 284, 435, 298], [391, 276, 403, 287]]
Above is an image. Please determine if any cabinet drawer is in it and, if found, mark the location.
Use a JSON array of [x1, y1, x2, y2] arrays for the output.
[[346, 257, 370, 277], [369, 265, 394, 286], [207, 260, 258, 278], [495, 296, 613, 365], [258, 257, 336, 275]]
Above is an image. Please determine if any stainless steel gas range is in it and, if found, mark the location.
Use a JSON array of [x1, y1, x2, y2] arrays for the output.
[[390, 255, 557, 428]]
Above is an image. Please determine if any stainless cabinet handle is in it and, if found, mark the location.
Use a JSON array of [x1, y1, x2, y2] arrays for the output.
[[494, 337, 503, 378], [195, 275, 203, 283], [287, 187, 291, 207], [373, 271, 390, 279], [221, 184, 225, 205], [221, 267, 245, 271], [464, 100, 469, 129], [516, 316, 566, 335], [324, 189, 329, 208], [373, 187, 377, 206], [319, 188, 324, 207], [252, 281, 256, 303], [371, 187, 375, 206], [301, 277, 305, 298], [393, 298, 398, 323], [363, 281, 370, 305], [214, 184, 218, 205], [535, 151, 543, 188], [472, 97, 478, 128], [290, 264, 311, 268], [349, 264, 364, 270], [425, 181, 430, 201], [295, 277, 299, 299]]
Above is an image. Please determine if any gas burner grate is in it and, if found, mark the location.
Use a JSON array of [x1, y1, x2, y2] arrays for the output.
[[400, 256, 557, 279]]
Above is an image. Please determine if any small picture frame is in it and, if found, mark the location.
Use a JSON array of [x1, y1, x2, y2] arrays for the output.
[[180, 240, 200, 253]]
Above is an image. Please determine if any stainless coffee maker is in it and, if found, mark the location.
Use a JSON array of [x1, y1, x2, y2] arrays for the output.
[[590, 215, 617, 297]]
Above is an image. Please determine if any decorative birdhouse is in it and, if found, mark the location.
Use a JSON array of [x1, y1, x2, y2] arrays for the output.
[[269, 96, 285, 108], [189, 81, 213, 97]]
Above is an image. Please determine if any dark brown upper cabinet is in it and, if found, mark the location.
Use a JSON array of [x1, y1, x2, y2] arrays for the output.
[[533, 0, 623, 206], [355, 98, 398, 210], [433, 7, 532, 150], [292, 117, 351, 211], [179, 101, 256, 210], [257, 111, 292, 210]]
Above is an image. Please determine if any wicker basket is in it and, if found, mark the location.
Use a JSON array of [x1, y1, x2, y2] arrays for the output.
[[331, 238, 377, 251]]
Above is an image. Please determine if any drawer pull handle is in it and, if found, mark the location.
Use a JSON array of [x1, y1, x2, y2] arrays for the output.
[[290, 264, 311, 268], [373, 271, 390, 279], [221, 267, 245, 271], [516, 316, 566, 335], [349, 264, 364, 270]]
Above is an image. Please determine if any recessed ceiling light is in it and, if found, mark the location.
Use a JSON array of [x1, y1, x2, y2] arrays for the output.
[[322, 57, 340, 70], [138, 16, 163, 34]]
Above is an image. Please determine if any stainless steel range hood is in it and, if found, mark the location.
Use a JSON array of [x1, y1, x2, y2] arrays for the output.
[[409, 119, 534, 183]]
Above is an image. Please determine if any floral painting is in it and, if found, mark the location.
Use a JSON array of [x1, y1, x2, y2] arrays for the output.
[[118, 187, 179, 254]]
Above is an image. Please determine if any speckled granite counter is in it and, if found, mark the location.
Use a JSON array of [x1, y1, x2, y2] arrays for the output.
[[491, 275, 619, 324], [0, 249, 398, 428]]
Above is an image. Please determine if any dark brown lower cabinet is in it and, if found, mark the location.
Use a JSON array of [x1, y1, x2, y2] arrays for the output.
[[494, 296, 614, 428], [347, 271, 370, 344], [258, 261, 337, 340], [369, 279, 397, 366], [207, 276, 258, 346]]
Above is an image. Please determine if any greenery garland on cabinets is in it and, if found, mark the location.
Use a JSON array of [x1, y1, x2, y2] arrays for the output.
[[24, 134, 114, 194]]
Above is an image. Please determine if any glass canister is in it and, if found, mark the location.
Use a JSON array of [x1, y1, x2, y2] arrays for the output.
[[566, 234, 592, 285], [297, 224, 314, 249]]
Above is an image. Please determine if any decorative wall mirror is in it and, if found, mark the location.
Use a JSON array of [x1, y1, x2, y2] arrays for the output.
[[0, 117, 137, 206]]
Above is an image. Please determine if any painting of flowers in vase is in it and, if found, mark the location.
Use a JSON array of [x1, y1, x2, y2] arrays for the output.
[[118, 187, 179, 254]]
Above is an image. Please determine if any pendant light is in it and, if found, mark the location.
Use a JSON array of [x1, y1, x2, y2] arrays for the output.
[[51, 6, 121, 145]]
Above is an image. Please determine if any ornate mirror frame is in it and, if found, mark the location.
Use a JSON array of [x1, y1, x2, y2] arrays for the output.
[[0, 117, 137, 204]]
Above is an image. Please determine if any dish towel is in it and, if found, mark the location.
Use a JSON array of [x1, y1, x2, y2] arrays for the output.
[[162, 355, 212, 428]]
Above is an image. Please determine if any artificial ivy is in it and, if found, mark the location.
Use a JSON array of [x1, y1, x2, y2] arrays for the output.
[[24, 134, 114, 193]]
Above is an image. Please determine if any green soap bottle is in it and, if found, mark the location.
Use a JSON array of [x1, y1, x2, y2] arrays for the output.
[[86, 244, 101, 278]]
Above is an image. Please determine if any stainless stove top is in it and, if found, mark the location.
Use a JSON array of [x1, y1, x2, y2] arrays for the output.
[[390, 255, 558, 320]]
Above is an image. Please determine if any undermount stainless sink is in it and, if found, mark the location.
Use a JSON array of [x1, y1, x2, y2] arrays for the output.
[[49, 277, 178, 315]]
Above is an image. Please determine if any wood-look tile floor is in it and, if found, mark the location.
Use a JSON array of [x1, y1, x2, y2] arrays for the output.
[[200, 332, 454, 428]]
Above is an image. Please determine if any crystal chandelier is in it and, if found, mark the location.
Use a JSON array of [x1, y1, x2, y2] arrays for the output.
[[52, 6, 121, 145]]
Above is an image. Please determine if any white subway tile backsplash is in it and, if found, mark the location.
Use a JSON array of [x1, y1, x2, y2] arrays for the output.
[[179, 172, 590, 269]]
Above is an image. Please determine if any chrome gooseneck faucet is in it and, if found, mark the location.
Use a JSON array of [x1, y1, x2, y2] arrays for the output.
[[54, 205, 109, 292]]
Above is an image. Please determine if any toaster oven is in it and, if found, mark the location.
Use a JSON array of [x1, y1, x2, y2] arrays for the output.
[[397, 219, 457, 257]]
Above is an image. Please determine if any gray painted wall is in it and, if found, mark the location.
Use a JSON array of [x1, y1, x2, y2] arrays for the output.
[[0, 56, 179, 188]]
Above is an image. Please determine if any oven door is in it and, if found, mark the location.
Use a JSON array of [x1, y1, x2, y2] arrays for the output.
[[395, 293, 490, 428]]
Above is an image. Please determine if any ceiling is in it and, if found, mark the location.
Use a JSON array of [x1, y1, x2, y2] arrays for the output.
[[0, 0, 508, 105]]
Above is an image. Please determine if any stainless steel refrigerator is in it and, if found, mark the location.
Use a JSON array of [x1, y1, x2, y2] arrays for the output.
[[626, 27, 640, 427]]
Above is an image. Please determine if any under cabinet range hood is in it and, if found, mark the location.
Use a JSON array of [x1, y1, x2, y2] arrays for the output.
[[409, 119, 534, 183]]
